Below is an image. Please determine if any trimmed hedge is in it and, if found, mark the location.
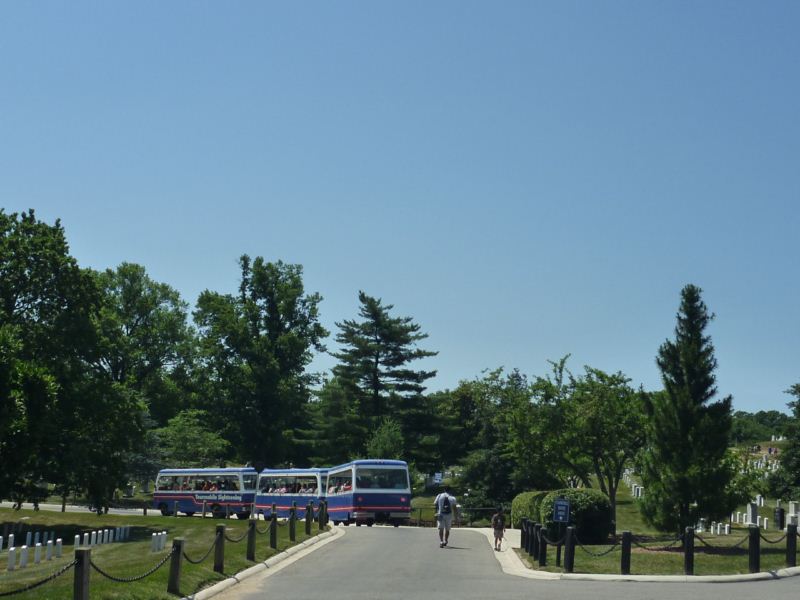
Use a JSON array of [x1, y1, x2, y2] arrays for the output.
[[510, 491, 549, 528], [540, 488, 613, 544]]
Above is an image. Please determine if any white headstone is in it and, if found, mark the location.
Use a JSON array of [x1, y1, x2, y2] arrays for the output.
[[764, 518, 769, 530], [74, 534, 80, 547], [747, 503, 758, 524], [56, 539, 62, 558], [103, 529, 109, 544], [34, 531, 40, 545], [7, 547, 16, 571], [25, 532, 32, 546], [19, 546, 28, 569], [90, 531, 97, 546], [789, 501, 799, 515], [757, 515, 762, 527], [34, 543, 41, 564], [725, 524, 731, 535], [8, 534, 14, 549], [151, 532, 157, 552], [0, 535, 3, 551], [82, 533, 89, 546], [776, 499, 782, 508], [46, 540, 53, 561]]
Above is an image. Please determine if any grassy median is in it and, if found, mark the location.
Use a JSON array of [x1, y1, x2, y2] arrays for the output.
[[0, 507, 324, 599]]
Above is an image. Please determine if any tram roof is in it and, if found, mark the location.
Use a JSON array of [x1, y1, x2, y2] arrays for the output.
[[158, 467, 257, 474]]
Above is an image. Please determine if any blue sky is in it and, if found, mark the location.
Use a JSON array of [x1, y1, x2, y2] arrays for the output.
[[2, 1, 798, 412]]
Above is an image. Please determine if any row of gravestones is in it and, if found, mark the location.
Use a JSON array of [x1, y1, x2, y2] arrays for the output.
[[622, 470, 644, 498], [0, 526, 131, 571], [623, 469, 800, 532]]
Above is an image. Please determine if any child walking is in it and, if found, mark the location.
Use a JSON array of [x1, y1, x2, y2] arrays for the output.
[[491, 507, 506, 551]]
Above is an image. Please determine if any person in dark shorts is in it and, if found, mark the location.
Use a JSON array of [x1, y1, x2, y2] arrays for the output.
[[491, 507, 506, 551], [434, 486, 458, 547]]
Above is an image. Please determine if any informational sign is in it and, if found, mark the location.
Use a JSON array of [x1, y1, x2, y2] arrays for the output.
[[553, 498, 570, 523], [433, 472, 443, 483]]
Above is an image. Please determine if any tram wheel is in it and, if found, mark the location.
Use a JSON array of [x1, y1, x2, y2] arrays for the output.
[[158, 503, 170, 516]]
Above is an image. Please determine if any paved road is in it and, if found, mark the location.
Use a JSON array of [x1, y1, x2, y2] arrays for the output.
[[218, 526, 799, 600], [0, 500, 145, 517]]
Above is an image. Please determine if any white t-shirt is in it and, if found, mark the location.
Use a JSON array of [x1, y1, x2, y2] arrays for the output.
[[434, 492, 456, 516]]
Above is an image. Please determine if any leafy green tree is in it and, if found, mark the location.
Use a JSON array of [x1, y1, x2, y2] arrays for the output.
[[365, 417, 405, 460], [639, 284, 734, 533], [567, 368, 645, 530], [504, 358, 590, 490], [93, 262, 194, 426], [332, 291, 436, 463], [768, 384, 800, 499], [0, 210, 99, 501], [156, 409, 230, 467], [194, 256, 327, 467], [302, 377, 368, 466]]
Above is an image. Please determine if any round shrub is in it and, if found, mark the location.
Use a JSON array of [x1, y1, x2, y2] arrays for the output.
[[510, 491, 550, 528], [540, 488, 613, 544]]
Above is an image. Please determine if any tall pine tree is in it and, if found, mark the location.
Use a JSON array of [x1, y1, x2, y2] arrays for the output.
[[640, 284, 734, 533], [333, 292, 437, 464]]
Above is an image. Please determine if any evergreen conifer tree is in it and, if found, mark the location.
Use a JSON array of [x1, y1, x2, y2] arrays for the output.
[[640, 284, 734, 533], [333, 291, 437, 462]]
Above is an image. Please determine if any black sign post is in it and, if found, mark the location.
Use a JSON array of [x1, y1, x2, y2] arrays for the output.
[[553, 498, 570, 567]]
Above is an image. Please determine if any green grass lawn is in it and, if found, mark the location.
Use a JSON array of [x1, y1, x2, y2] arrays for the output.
[[518, 477, 796, 576], [0, 508, 324, 599]]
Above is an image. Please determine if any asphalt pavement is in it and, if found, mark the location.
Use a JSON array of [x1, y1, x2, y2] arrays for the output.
[[212, 526, 800, 600]]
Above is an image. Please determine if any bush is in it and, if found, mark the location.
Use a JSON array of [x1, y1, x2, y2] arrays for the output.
[[510, 491, 550, 528], [540, 488, 612, 544]]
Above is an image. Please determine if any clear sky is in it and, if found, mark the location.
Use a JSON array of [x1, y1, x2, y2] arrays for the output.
[[2, 2, 798, 413]]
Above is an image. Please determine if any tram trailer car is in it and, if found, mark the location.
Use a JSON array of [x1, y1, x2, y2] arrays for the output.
[[255, 468, 327, 519], [153, 467, 257, 519], [325, 460, 411, 527]]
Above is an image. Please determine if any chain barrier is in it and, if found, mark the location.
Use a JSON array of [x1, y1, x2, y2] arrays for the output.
[[256, 519, 272, 535], [694, 533, 749, 550], [539, 533, 566, 546], [90, 547, 175, 583], [730, 534, 751, 549], [759, 532, 788, 545], [574, 536, 620, 557], [224, 528, 249, 543], [631, 537, 682, 552], [183, 533, 220, 565], [0, 560, 77, 597]]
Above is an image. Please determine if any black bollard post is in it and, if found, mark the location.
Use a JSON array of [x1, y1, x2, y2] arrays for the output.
[[290, 502, 297, 542], [775, 507, 786, 531], [787, 523, 797, 568], [748, 525, 760, 573], [521, 518, 528, 550], [538, 527, 548, 567], [318, 501, 325, 531], [167, 538, 184, 595], [73, 547, 90, 600], [621, 531, 632, 575], [684, 527, 694, 576], [214, 525, 225, 574], [270, 504, 278, 549], [532, 523, 541, 561], [564, 526, 575, 573], [247, 519, 256, 561], [306, 502, 313, 536], [202, 501, 207, 519], [225, 504, 230, 519]]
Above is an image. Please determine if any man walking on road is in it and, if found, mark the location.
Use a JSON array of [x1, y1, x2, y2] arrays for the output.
[[434, 486, 458, 548]]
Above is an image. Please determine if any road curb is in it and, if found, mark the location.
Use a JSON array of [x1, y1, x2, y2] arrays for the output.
[[181, 526, 344, 600], [472, 527, 800, 583]]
